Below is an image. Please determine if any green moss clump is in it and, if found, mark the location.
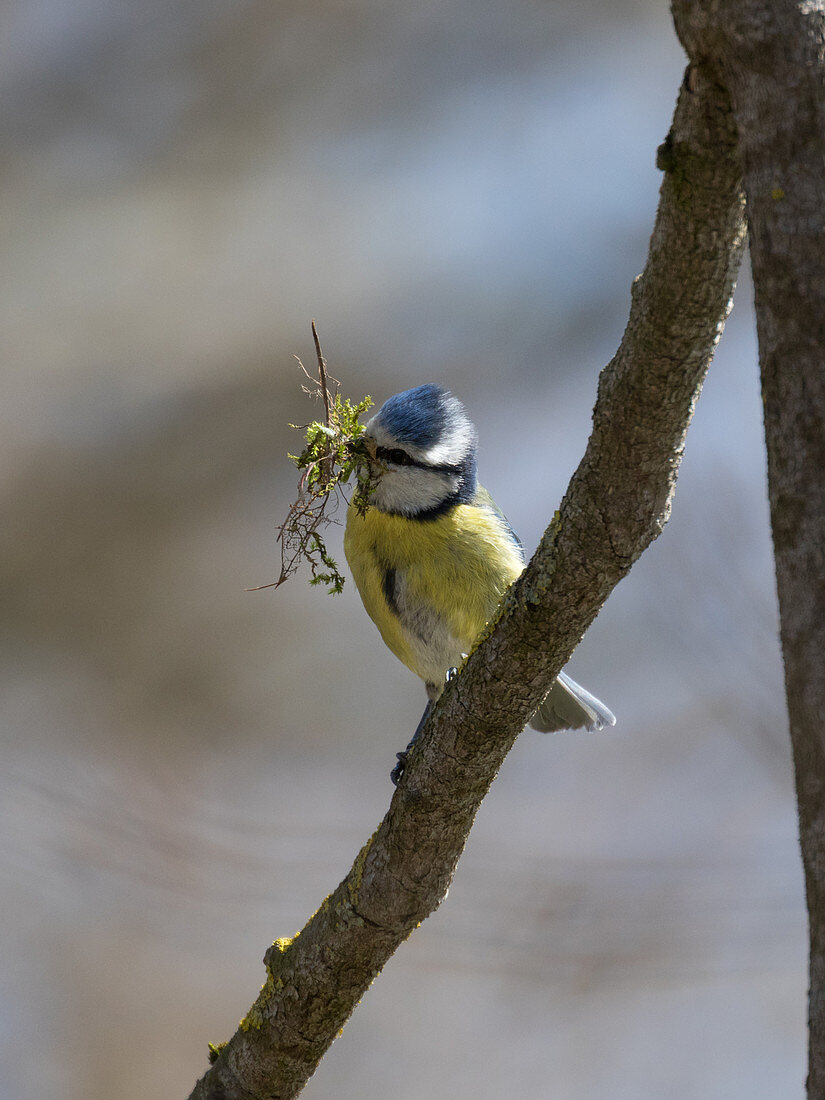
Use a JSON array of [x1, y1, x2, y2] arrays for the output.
[[207, 1041, 227, 1064], [253, 323, 375, 596]]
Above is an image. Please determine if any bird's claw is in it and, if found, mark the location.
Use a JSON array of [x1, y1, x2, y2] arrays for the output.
[[390, 751, 408, 786]]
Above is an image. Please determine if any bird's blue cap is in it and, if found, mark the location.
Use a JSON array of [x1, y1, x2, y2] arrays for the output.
[[368, 384, 476, 467], [376, 384, 453, 448]]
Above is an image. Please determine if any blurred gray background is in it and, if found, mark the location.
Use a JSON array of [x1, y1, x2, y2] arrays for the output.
[[1, 2, 805, 1097]]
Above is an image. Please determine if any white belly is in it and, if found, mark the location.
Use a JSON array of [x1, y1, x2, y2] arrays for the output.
[[387, 568, 467, 694]]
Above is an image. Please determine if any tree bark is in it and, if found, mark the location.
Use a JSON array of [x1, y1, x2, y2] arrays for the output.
[[188, 63, 745, 1100], [674, 0, 825, 1091]]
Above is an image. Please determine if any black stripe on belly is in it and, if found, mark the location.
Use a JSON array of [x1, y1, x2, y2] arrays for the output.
[[381, 565, 399, 616]]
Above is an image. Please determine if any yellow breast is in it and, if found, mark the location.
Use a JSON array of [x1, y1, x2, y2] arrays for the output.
[[343, 497, 524, 685]]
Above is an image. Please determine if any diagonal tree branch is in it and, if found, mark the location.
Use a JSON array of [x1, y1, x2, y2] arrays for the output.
[[189, 62, 746, 1100]]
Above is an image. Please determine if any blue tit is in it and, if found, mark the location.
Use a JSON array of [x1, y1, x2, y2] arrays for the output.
[[344, 383, 615, 765]]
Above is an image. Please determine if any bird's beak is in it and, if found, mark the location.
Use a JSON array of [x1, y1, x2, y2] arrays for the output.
[[347, 436, 377, 462]]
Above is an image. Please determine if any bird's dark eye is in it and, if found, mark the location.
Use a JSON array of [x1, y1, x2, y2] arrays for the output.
[[376, 445, 414, 466]]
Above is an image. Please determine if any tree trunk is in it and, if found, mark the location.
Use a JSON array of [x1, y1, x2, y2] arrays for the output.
[[744, 13, 825, 1095], [674, 0, 825, 1091]]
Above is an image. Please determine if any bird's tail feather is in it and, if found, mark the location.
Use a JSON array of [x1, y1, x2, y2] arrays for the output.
[[529, 670, 616, 733]]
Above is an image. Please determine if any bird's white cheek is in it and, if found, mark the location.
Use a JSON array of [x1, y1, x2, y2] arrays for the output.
[[372, 468, 458, 516]]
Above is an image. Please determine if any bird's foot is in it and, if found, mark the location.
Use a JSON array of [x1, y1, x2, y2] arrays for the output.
[[390, 751, 408, 786], [390, 700, 432, 785]]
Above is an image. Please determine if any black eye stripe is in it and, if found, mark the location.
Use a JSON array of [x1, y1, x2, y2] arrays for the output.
[[374, 443, 466, 476], [375, 445, 415, 466]]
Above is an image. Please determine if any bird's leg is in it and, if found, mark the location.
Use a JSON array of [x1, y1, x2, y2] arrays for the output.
[[390, 667, 459, 785], [390, 701, 432, 786]]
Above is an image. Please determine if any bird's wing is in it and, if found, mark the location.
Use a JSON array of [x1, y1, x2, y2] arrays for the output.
[[473, 484, 525, 564]]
